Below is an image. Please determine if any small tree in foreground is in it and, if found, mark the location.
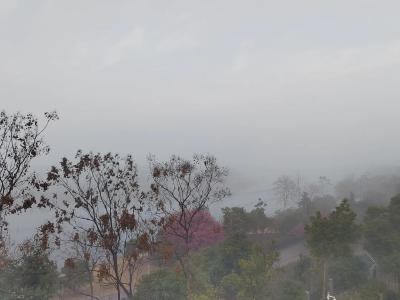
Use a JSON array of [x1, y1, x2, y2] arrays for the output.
[[0, 238, 58, 300], [219, 244, 278, 300], [135, 268, 186, 300]]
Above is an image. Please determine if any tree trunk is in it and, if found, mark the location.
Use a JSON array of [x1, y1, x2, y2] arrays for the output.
[[176, 256, 191, 297], [112, 254, 121, 300], [87, 269, 94, 300], [322, 261, 327, 300], [111, 254, 134, 299], [116, 284, 121, 300], [90, 280, 94, 300]]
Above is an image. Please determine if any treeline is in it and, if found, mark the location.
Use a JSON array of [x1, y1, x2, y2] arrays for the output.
[[133, 195, 400, 300], [1, 111, 400, 300]]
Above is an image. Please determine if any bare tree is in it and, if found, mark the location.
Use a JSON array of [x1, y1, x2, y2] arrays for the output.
[[148, 154, 230, 281], [47, 151, 159, 300], [273, 175, 297, 209], [0, 111, 58, 241], [317, 176, 331, 195], [304, 175, 331, 200]]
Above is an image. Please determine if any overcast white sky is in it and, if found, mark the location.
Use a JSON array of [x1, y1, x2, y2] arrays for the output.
[[2, 0, 400, 194]]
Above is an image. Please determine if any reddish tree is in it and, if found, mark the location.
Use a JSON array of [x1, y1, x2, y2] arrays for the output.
[[164, 209, 224, 253]]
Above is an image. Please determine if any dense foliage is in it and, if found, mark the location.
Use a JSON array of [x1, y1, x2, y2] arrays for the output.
[[0, 240, 58, 300]]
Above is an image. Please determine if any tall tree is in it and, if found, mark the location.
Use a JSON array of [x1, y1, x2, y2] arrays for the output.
[[222, 207, 249, 236], [364, 194, 400, 293], [273, 175, 297, 208], [47, 151, 160, 300], [149, 154, 230, 284], [305, 200, 358, 299], [222, 204, 270, 236], [298, 192, 312, 217], [0, 111, 58, 238]]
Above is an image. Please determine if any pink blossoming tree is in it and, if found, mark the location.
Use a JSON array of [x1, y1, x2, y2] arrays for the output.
[[164, 209, 224, 253]]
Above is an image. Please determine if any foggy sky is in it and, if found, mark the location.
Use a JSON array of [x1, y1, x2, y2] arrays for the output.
[[2, 0, 400, 193]]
